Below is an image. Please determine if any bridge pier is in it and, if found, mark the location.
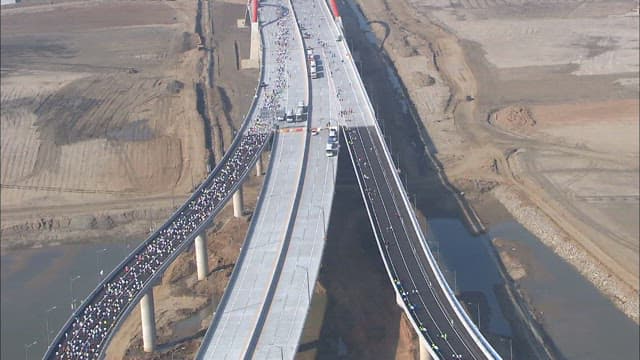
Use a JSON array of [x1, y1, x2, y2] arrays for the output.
[[140, 289, 156, 352], [396, 291, 404, 308], [233, 186, 244, 218], [419, 336, 433, 360], [394, 290, 433, 359], [255, 153, 263, 176], [241, 0, 260, 69], [195, 231, 209, 280]]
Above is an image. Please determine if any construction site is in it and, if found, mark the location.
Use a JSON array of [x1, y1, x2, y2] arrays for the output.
[[1, 0, 638, 359]]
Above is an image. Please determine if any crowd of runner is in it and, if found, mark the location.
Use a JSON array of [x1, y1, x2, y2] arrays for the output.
[[47, 1, 297, 358]]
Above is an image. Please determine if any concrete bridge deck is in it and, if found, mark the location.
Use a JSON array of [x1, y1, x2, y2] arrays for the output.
[[196, 0, 333, 357], [45, 0, 499, 358], [296, 0, 500, 358], [197, 129, 307, 359]]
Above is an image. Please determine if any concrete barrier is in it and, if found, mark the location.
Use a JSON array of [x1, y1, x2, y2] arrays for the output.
[[44, 1, 273, 355], [319, 0, 500, 358]]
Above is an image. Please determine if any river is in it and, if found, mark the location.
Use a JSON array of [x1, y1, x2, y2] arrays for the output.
[[1, 241, 139, 360]]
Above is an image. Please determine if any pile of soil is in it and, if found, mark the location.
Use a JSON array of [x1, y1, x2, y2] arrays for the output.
[[490, 105, 537, 134]]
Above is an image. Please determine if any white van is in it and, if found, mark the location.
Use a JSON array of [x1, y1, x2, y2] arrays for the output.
[[325, 142, 337, 157], [286, 109, 295, 123], [328, 127, 338, 143], [295, 101, 306, 121]]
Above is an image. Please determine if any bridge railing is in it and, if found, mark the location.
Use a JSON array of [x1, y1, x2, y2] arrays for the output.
[[317, 0, 500, 358], [195, 129, 280, 359], [44, 5, 271, 357], [197, 0, 312, 356]]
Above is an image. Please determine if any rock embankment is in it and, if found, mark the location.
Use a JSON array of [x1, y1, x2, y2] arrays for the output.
[[493, 185, 639, 323]]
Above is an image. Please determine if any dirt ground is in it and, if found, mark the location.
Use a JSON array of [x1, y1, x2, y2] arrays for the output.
[[2, 0, 637, 358], [0, 0, 210, 249], [1, 0, 258, 357], [0, 0, 259, 250], [346, 0, 639, 325]]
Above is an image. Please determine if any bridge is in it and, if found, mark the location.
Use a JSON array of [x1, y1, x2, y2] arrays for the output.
[[44, 0, 500, 359]]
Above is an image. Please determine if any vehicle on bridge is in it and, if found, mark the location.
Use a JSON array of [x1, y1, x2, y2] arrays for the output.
[[295, 101, 307, 121], [325, 142, 337, 157], [328, 126, 338, 143], [326, 126, 338, 157], [286, 109, 295, 123]]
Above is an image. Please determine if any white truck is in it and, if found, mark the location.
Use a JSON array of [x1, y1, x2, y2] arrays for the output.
[[295, 101, 306, 122], [325, 126, 338, 157]]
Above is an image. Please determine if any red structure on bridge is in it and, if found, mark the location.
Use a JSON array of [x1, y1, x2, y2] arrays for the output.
[[251, 0, 258, 23], [329, 0, 340, 18]]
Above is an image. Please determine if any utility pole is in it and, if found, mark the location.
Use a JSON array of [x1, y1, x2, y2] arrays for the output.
[[70, 275, 80, 310], [45, 305, 57, 345]]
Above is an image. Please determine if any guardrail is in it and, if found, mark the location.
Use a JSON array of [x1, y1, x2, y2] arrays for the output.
[[340, 126, 443, 359], [245, 0, 312, 355], [195, 130, 281, 360], [317, 0, 500, 358], [197, 0, 312, 356], [44, 5, 271, 358]]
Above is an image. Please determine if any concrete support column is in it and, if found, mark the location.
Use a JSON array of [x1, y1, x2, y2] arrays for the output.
[[396, 291, 404, 308], [233, 186, 244, 218], [195, 232, 209, 280], [241, 21, 261, 69], [419, 337, 433, 360], [255, 154, 263, 176], [250, 21, 260, 61], [140, 289, 156, 353]]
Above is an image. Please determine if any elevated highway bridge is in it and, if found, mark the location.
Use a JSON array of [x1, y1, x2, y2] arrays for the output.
[[44, 0, 500, 359]]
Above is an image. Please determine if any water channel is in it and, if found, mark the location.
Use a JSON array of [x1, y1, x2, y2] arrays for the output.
[[1, 241, 139, 360]]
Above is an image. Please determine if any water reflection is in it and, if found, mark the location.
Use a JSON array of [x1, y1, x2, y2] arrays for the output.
[[1, 241, 137, 360], [424, 218, 512, 336], [423, 217, 639, 359]]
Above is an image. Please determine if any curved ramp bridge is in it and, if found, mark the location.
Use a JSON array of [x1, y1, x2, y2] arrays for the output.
[[42, 0, 285, 357], [196, 0, 339, 357], [293, 0, 502, 358], [44, 0, 502, 358]]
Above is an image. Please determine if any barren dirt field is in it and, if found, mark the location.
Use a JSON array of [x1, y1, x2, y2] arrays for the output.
[[0, 0, 213, 249], [349, 0, 639, 330]]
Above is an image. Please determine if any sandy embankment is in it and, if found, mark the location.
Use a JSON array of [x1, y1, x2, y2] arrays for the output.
[[349, 0, 639, 325]]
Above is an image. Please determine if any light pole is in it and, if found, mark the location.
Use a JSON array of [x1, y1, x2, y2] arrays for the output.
[[313, 206, 326, 239], [24, 340, 37, 360], [96, 248, 107, 280], [45, 305, 57, 345], [296, 264, 311, 302], [70, 275, 80, 310], [453, 270, 457, 295]]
